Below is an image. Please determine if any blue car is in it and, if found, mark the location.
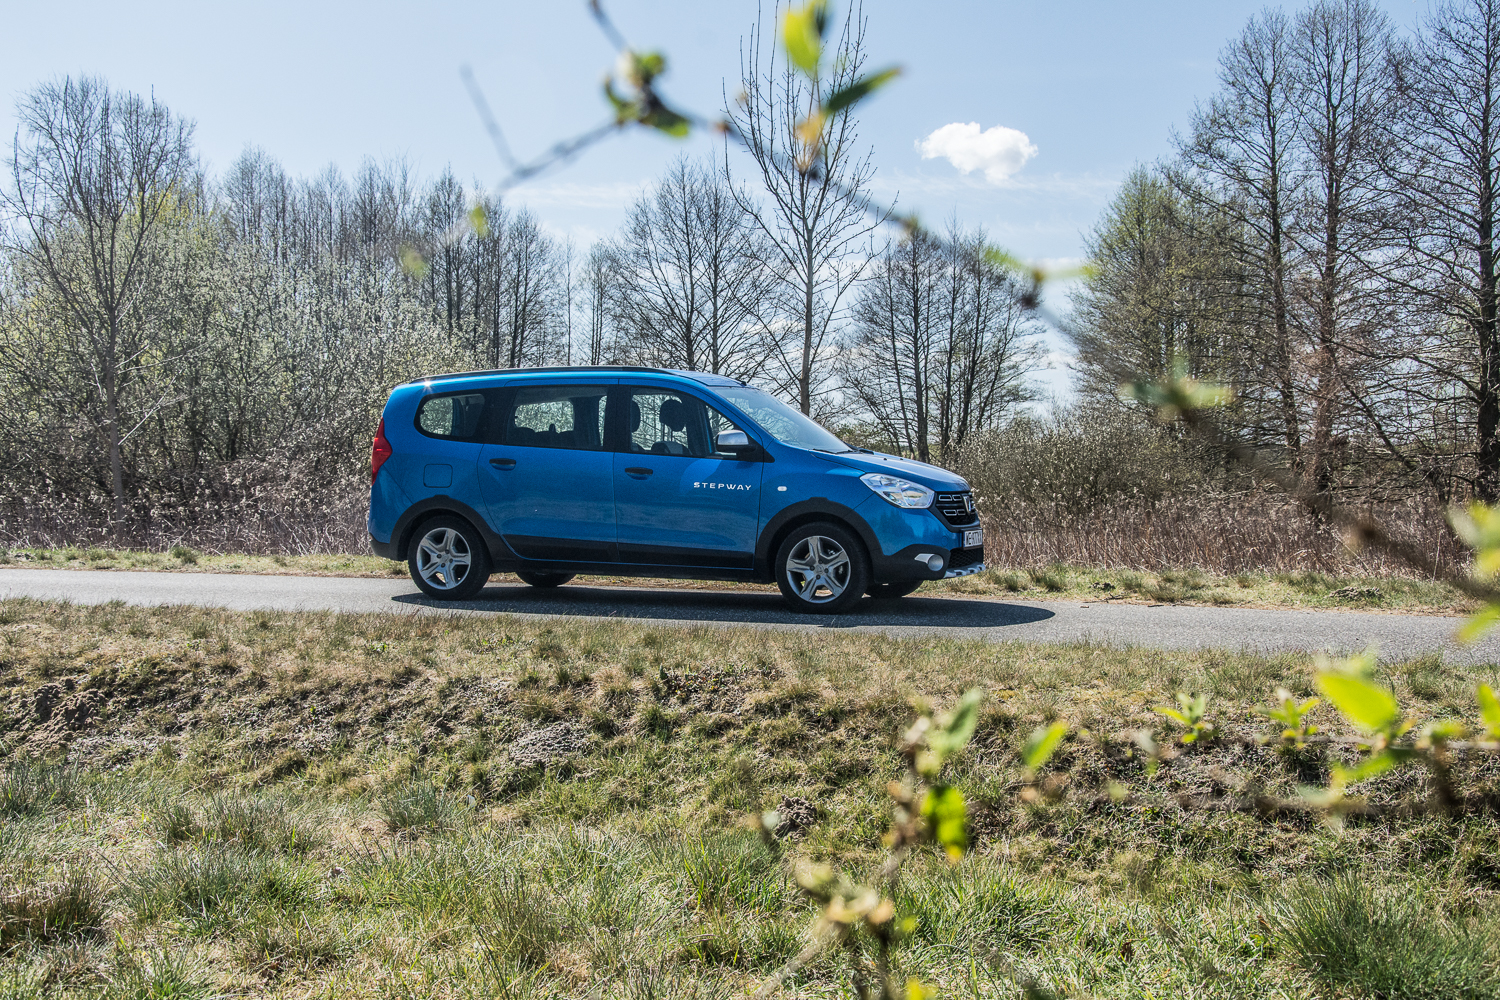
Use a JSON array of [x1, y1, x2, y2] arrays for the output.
[[368, 367, 985, 613]]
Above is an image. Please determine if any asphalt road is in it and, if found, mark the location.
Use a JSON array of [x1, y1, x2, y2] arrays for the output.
[[0, 567, 1493, 664]]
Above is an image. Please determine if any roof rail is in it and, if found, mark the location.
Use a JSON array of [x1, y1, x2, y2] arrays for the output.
[[399, 365, 746, 388]]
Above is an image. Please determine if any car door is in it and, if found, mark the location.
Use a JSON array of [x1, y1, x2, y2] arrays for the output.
[[612, 385, 764, 568], [477, 381, 617, 563]]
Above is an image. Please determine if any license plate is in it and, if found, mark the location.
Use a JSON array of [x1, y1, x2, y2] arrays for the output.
[[963, 528, 984, 549]]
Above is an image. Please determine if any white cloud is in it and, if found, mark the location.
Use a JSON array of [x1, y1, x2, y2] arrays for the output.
[[917, 122, 1038, 185]]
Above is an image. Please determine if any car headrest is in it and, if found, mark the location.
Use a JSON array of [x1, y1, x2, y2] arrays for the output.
[[659, 397, 687, 432], [629, 400, 641, 433]]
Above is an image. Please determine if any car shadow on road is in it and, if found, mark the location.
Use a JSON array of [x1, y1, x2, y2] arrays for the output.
[[390, 583, 1055, 629]]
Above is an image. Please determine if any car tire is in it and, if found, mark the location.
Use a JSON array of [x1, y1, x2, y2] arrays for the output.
[[516, 571, 575, 588], [774, 522, 870, 614], [868, 580, 923, 599], [408, 516, 491, 600]]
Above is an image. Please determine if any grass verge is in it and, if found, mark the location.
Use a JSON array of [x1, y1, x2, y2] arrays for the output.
[[0, 547, 1478, 615], [1, 599, 1498, 996]]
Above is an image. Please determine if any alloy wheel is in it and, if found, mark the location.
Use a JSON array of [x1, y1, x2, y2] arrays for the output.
[[416, 526, 472, 590], [784, 534, 852, 604]]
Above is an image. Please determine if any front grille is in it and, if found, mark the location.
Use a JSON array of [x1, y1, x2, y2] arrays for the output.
[[934, 491, 979, 528], [948, 547, 984, 570]]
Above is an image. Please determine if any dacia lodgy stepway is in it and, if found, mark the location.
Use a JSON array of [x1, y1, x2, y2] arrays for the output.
[[367, 367, 985, 614]]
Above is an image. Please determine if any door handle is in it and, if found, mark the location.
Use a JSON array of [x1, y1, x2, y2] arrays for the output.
[[489, 457, 517, 470], [624, 467, 653, 478]]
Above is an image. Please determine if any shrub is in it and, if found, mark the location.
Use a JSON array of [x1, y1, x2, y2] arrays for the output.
[[378, 779, 456, 833], [0, 761, 75, 817], [0, 873, 106, 950], [1271, 874, 1500, 1000]]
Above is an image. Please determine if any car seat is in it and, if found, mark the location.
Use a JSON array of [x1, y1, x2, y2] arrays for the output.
[[652, 398, 689, 455]]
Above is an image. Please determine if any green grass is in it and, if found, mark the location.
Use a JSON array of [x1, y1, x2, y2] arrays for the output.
[[0, 599, 1497, 996], [1, 546, 404, 578], [932, 562, 1476, 614]]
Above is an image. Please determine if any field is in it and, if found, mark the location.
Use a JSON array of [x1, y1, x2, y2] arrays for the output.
[[3, 599, 1499, 997], [1, 546, 1477, 615]]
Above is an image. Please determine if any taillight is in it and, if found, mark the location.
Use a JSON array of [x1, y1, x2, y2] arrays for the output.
[[371, 418, 393, 484]]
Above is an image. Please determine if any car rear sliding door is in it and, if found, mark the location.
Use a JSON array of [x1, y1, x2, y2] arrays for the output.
[[476, 382, 617, 563]]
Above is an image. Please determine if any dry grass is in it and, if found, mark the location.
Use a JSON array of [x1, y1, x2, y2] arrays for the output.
[[933, 564, 1477, 615], [979, 492, 1468, 577], [1, 599, 1498, 996]]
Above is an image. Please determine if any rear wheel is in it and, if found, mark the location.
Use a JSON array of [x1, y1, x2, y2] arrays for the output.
[[868, 580, 922, 599], [774, 522, 869, 614], [516, 570, 575, 588], [408, 516, 491, 600]]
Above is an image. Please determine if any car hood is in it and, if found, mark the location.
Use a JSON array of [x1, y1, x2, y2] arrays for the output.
[[817, 450, 970, 491]]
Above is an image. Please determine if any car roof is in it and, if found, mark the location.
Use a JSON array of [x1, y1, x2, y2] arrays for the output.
[[398, 366, 747, 389]]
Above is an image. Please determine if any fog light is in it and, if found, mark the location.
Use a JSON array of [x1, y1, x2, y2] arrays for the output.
[[926, 555, 944, 572]]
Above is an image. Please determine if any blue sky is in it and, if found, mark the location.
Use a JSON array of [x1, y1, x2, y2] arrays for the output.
[[1, 0, 1428, 395]]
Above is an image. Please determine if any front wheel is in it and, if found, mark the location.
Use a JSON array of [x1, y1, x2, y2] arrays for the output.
[[516, 571, 575, 589], [868, 580, 923, 599], [408, 516, 491, 600], [774, 522, 870, 614]]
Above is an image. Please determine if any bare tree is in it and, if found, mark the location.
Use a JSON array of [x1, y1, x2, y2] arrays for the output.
[[609, 157, 773, 379], [845, 230, 942, 459], [3, 76, 195, 521], [1289, 0, 1398, 494], [726, 2, 884, 413], [1380, 0, 1500, 500], [1179, 9, 1305, 461], [845, 224, 1038, 459], [500, 209, 563, 368], [1070, 168, 1248, 404], [581, 242, 616, 365], [934, 224, 1041, 452]]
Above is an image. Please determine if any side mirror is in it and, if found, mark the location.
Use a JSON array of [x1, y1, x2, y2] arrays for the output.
[[716, 429, 757, 456]]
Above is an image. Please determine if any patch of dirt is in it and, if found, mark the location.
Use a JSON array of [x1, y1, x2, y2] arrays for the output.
[[508, 722, 592, 767]]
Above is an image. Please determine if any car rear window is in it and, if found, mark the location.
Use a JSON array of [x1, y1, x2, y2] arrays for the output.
[[415, 392, 489, 441]]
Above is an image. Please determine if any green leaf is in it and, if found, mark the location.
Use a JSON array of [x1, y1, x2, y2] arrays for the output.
[[924, 688, 984, 766], [467, 203, 489, 238], [1153, 707, 1190, 727], [1424, 719, 1467, 741], [642, 106, 691, 138], [821, 66, 902, 115], [1332, 751, 1397, 787], [1478, 683, 1500, 737], [399, 246, 430, 279], [920, 785, 967, 859], [1022, 721, 1067, 771], [1458, 604, 1500, 644], [1450, 503, 1500, 578], [781, 1, 828, 76], [633, 50, 666, 83], [1316, 670, 1399, 735], [941, 688, 983, 749]]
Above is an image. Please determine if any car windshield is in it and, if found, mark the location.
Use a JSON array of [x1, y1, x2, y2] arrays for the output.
[[714, 387, 852, 453]]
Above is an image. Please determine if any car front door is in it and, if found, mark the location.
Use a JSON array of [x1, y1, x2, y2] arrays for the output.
[[477, 381, 617, 563], [612, 386, 764, 569]]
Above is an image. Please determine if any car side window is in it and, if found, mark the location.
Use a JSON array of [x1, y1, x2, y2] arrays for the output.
[[704, 403, 747, 458], [416, 392, 488, 441], [503, 385, 608, 450], [624, 389, 748, 459]]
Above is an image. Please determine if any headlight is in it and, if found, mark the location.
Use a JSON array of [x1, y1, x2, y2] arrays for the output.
[[860, 473, 934, 509]]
